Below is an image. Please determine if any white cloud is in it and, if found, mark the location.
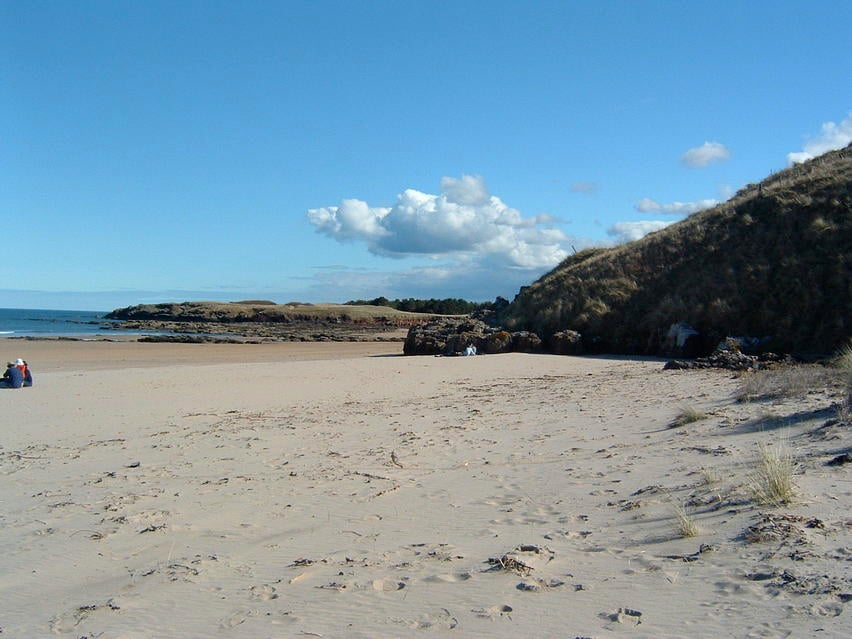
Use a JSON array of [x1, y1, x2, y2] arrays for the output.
[[307, 175, 569, 270], [607, 221, 673, 243], [787, 111, 852, 164], [680, 141, 731, 167], [440, 174, 489, 205], [634, 197, 718, 215], [307, 198, 391, 241]]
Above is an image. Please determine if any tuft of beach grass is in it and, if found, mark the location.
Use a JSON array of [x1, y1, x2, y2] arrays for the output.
[[746, 441, 798, 506], [674, 503, 699, 538], [668, 406, 707, 429]]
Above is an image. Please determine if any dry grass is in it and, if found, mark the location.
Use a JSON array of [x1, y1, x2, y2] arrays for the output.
[[107, 301, 438, 324], [835, 340, 852, 370], [837, 396, 852, 423], [501, 144, 850, 356], [674, 503, 699, 538], [668, 406, 708, 428], [735, 366, 836, 402], [746, 441, 798, 506], [699, 467, 721, 486], [834, 340, 852, 392], [835, 341, 852, 421]]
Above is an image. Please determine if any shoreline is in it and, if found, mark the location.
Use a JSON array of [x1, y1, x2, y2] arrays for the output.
[[2, 336, 405, 372]]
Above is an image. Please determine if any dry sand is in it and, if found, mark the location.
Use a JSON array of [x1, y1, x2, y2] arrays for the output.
[[1, 340, 849, 637]]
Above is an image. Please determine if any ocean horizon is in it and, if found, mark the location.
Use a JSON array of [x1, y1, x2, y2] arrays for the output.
[[0, 307, 137, 338]]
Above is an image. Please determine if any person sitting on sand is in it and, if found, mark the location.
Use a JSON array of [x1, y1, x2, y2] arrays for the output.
[[2, 362, 24, 388], [18, 359, 33, 387], [464, 344, 477, 356]]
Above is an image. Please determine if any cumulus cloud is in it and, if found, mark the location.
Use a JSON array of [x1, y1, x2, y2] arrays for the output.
[[680, 141, 731, 167], [607, 221, 672, 243], [307, 175, 569, 270], [634, 197, 718, 215], [787, 111, 852, 164]]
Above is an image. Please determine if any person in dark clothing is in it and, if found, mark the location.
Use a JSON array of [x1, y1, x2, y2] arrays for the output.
[[2, 362, 24, 388], [16, 358, 33, 386]]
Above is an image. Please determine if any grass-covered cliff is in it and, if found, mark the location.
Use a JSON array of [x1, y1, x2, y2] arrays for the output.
[[502, 144, 851, 356], [106, 301, 433, 326]]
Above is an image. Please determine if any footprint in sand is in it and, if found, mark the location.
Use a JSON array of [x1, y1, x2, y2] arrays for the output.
[[601, 607, 643, 626], [544, 529, 593, 540], [219, 607, 257, 629], [50, 600, 120, 633], [394, 608, 459, 630], [50, 608, 87, 633], [249, 583, 279, 600], [806, 601, 844, 617], [372, 578, 406, 591], [472, 604, 513, 619]]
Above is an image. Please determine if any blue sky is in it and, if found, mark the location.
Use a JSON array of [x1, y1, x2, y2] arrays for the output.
[[2, 1, 850, 311]]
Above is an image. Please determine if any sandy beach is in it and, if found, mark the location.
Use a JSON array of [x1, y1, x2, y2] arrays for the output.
[[1, 340, 848, 638]]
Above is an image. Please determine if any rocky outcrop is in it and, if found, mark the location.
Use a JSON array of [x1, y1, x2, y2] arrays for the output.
[[104, 301, 443, 342], [403, 318, 543, 356], [550, 330, 584, 355], [106, 301, 430, 327], [664, 350, 792, 371], [138, 335, 254, 344], [510, 331, 543, 353]]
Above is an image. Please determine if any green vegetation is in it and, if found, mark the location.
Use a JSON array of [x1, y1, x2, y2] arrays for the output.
[[344, 296, 508, 316]]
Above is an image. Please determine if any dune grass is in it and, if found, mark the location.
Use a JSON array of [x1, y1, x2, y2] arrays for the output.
[[699, 467, 721, 486], [735, 366, 836, 402], [673, 503, 699, 538], [746, 441, 798, 506], [835, 341, 852, 422], [834, 340, 852, 372], [500, 145, 851, 356], [668, 406, 708, 429]]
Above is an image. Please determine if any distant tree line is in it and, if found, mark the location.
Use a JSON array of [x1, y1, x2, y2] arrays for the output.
[[344, 296, 509, 316]]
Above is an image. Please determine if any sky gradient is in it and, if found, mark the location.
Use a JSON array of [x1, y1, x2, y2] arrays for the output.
[[2, 1, 850, 310]]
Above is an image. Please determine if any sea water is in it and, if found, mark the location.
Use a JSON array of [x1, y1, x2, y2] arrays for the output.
[[0, 308, 136, 338]]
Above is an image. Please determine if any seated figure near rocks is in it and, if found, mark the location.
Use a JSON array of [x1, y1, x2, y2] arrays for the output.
[[464, 344, 477, 356]]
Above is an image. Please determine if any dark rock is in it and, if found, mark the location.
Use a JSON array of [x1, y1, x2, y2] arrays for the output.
[[511, 331, 542, 353], [403, 318, 542, 356], [550, 330, 584, 355], [664, 350, 757, 370], [404, 318, 488, 355], [716, 335, 772, 355], [825, 453, 851, 466], [664, 349, 795, 371], [483, 330, 513, 354], [137, 335, 245, 344], [447, 330, 486, 355]]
